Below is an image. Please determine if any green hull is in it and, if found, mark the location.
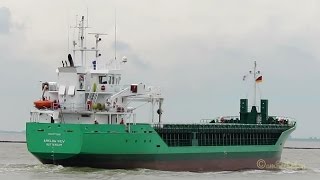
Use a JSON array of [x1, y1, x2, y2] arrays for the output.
[[26, 122, 295, 171]]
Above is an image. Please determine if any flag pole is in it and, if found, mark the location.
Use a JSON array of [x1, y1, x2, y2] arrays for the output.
[[253, 61, 257, 107]]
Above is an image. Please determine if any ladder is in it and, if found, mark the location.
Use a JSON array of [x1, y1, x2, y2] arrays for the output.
[[88, 92, 94, 100], [93, 93, 99, 103], [88, 91, 99, 104]]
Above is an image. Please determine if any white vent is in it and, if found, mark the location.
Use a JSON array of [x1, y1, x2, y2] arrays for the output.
[[58, 85, 66, 95], [67, 86, 75, 96]]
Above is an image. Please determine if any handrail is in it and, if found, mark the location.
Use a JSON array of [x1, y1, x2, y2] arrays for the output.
[[200, 115, 296, 125], [152, 123, 295, 131]]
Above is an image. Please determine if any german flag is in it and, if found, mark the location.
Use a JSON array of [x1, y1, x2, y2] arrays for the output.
[[256, 76, 262, 83]]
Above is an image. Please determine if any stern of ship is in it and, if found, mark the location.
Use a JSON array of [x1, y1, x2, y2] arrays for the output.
[[26, 122, 82, 164]]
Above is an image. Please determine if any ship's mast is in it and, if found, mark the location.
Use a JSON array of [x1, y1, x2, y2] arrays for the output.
[[72, 16, 89, 67], [88, 33, 107, 70], [114, 9, 117, 63], [250, 61, 260, 107], [80, 16, 85, 66], [88, 33, 108, 58], [71, 16, 108, 69]]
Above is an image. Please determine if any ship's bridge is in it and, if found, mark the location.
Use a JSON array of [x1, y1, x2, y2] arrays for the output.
[[30, 16, 164, 125], [88, 69, 122, 93]]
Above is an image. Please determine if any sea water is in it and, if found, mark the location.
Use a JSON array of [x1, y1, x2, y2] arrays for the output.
[[0, 132, 319, 180]]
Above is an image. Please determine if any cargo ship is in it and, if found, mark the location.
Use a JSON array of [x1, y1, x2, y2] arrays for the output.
[[26, 16, 296, 172]]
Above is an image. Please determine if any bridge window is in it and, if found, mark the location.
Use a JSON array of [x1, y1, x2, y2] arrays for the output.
[[99, 76, 108, 84], [108, 76, 112, 84], [115, 76, 121, 84]]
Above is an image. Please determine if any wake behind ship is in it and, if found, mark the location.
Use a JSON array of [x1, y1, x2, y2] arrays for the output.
[[26, 16, 296, 172]]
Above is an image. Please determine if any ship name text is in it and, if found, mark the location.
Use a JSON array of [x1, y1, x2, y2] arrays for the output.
[[43, 139, 65, 147]]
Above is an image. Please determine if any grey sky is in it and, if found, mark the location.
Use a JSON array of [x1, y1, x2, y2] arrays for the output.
[[0, 7, 10, 33], [1, 0, 320, 138]]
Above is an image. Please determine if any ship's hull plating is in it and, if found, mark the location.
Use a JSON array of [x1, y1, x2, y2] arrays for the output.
[[35, 153, 280, 171], [26, 123, 295, 172]]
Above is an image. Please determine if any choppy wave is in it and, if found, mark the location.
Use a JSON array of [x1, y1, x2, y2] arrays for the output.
[[0, 163, 63, 173], [311, 168, 320, 173], [0, 163, 319, 180], [278, 161, 307, 171]]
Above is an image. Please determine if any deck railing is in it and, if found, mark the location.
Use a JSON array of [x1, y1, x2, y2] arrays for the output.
[[200, 115, 296, 126]]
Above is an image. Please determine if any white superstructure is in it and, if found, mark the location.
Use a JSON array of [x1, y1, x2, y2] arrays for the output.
[[30, 16, 163, 125]]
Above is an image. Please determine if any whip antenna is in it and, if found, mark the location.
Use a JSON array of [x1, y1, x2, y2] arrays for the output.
[[86, 6, 89, 27], [115, 9, 117, 61]]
